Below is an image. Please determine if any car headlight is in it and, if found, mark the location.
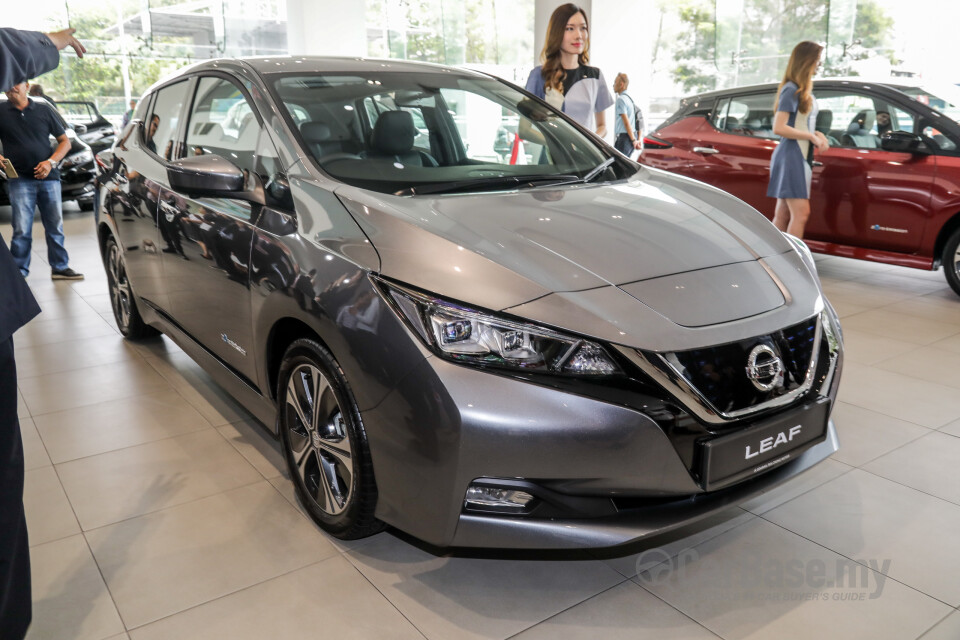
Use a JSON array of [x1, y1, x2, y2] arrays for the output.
[[380, 280, 621, 376], [820, 302, 843, 350], [785, 233, 818, 275]]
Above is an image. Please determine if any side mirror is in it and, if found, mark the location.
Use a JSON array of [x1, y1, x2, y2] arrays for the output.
[[167, 154, 246, 197], [265, 173, 294, 211], [881, 131, 928, 154]]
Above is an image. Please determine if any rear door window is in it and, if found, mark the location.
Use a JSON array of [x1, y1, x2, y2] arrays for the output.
[[711, 93, 778, 139]]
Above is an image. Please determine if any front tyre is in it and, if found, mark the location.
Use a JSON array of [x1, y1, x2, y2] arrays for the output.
[[278, 338, 384, 539], [105, 236, 159, 339], [944, 229, 960, 297]]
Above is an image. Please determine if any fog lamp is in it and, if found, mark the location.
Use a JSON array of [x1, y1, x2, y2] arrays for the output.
[[464, 485, 534, 512]]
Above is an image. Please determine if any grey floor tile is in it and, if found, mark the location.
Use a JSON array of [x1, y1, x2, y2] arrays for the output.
[[820, 280, 918, 309], [919, 610, 960, 640], [875, 346, 960, 390], [511, 581, 720, 639], [940, 418, 960, 438], [24, 466, 80, 546], [837, 308, 960, 345], [17, 388, 29, 417], [638, 517, 951, 640], [26, 535, 125, 640], [129, 556, 425, 640], [15, 333, 143, 379], [17, 357, 173, 416], [838, 328, 920, 366], [33, 388, 212, 464], [344, 533, 625, 640], [126, 335, 184, 359], [57, 429, 262, 530], [216, 418, 286, 479], [764, 469, 960, 606], [882, 296, 960, 325], [930, 332, 960, 355], [145, 354, 253, 426], [19, 416, 52, 471], [14, 312, 119, 349], [838, 362, 960, 428], [830, 401, 930, 467], [862, 431, 960, 506], [87, 481, 338, 628]]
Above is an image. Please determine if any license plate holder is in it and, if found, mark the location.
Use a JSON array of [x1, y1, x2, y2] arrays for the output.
[[700, 398, 831, 491]]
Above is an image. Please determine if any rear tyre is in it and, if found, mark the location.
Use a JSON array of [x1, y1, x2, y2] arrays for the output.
[[105, 236, 159, 339], [944, 229, 960, 297], [78, 199, 95, 212], [278, 338, 384, 540]]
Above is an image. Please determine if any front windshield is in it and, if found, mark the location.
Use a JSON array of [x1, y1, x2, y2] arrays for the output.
[[896, 83, 960, 121], [272, 71, 629, 195]]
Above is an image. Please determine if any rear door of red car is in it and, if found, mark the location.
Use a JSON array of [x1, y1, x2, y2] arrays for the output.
[[689, 92, 781, 215]]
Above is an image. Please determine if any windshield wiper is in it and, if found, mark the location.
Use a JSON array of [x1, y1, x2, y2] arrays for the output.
[[395, 174, 580, 196], [581, 156, 616, 183]]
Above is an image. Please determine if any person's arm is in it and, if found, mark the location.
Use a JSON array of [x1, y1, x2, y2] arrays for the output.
[[595, 110, 606, 138], [773, 111, 828, 151], [34, 133, 70, 179], [0, 28, 84, 92]]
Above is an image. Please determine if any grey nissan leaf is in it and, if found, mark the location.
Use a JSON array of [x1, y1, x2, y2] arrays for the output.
[[95, 57, 843, 549]]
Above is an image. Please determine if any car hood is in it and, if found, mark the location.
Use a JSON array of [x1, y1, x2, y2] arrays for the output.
[[336, 167, 818, 348]]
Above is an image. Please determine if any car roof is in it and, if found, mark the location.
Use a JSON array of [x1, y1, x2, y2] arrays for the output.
[[685, 78, 913, 101], [181, 56, 491, 78]]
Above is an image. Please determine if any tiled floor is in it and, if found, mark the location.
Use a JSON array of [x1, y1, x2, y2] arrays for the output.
[[6, 204, 960, 640]]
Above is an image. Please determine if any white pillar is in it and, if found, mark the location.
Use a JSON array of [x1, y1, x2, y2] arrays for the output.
[[533, 0, 655, 143], [287, 0, 367, 56]]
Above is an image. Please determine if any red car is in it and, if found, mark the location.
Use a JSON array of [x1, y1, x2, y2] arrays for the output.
[[641, 79, 960, 296]]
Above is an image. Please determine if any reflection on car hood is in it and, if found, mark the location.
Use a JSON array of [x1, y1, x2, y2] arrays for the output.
[[337, 167, 814, 345]]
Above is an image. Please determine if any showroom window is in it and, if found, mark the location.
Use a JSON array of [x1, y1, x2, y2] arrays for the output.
[[145, 81, 190, 161]]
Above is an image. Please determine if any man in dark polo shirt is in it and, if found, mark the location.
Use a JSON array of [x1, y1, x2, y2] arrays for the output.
[[0, 80, 83, 279]]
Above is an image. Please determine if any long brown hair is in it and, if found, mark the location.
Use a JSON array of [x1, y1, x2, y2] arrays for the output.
[[540, 4, 590, 94], [776, 41, 822, 114]]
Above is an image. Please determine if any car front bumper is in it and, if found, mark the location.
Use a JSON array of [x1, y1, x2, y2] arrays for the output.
[[360, 348, 840, 549]]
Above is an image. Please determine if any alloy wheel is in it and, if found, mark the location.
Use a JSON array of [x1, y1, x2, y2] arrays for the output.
[[283, 363, 354, 516], [107, 242, 133, 332]]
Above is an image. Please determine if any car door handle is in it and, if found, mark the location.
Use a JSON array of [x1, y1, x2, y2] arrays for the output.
[[812, 161, 823, 167], [692, 147, 719, 155]]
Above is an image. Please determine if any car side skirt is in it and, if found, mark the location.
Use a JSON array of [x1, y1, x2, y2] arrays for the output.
[[804, 239, 935, 271]]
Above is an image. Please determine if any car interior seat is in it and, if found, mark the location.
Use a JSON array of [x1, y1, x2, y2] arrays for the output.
[[363, 110, 439, 167], [301, 122, 347, 159], [816, 109, 840, 146], [841, 110, 879, 148]]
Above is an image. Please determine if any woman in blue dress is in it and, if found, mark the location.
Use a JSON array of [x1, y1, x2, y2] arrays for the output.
[[525, 3, 614, 137], [768, 41, 829, 238]]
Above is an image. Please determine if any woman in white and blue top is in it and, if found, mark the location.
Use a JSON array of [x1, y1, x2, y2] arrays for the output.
[[525, 3, 614, 137], [768, 40, 829, 238]]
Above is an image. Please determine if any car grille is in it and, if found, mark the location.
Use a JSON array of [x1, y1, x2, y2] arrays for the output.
[[666, 316, 819, 416]]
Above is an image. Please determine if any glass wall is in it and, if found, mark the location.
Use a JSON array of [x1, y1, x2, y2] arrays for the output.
[[8, 0, 289, 125], [365, 0, 534, 85]]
